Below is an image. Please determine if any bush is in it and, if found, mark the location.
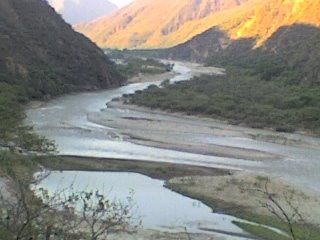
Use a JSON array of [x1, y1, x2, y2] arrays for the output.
[[126, 70, 320, 134]]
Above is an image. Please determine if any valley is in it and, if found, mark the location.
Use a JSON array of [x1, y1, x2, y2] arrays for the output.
[[25, 61, 320, 239], [1, 0, 320, 239]]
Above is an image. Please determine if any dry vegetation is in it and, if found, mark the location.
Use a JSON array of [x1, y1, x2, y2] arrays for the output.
[[167, 174, 320, 240]]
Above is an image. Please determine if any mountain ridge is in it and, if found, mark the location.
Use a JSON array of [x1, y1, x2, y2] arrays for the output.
[[76, 0, 320, 50], [76, 0, 250, 48]]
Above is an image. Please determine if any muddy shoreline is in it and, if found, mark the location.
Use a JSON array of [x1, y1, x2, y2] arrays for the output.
[[38, 155, 228, 180], [39, 155, 320, 226], [38, 155, 320, 238]]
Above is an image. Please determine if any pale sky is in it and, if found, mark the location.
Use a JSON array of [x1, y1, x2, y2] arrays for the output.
[[109, 0, 133, 7]]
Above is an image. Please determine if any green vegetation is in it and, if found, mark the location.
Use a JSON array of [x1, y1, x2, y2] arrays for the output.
[[0, 0, 123, 100], [105, 48, 163, 59], [0, 154, 137, 240], [106, 49, 172, 78], [207, 25, 320, 86], [0, 1, 125, 237], [116, 57, 170, 78], [234, 222, 290, 240], [0, 0, 124, 151], [0, 84, 26, 141], [0, 83, 55, 152], [234, 213, 320, 240], [127, 69, 320, 134], [125, 25, 320, 135], [0, 153, 224, 240], [0, 152, 38, 180], [0, 152, 38, 240]]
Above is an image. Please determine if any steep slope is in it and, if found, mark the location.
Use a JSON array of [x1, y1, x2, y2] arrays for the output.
[[76, 0, 250, 48], [163, 27, 231, 62], [0, 0, 124, 99], [165, 0, 320, 61], [77, 0, 320, 50], [166, 23, 320, 85], [48, 0, 117, 24]]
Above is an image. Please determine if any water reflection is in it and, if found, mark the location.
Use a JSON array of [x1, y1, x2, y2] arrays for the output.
[[38, 171, 246, 239]]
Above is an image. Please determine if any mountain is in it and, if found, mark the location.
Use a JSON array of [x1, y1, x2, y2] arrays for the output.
[[162, 27, 230, 62], [77, 0, 320, 50], [76, 0, 250, 49], [0, 0, 124, 99], [164, 0, 320, 62], [48, 0, 117, 24]]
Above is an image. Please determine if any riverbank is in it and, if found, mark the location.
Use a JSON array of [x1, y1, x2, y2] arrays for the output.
[[125, 68, 320, 137], [126, 61, 224, 83], [127, 71, 176, 84], [167, 173, 320, 225], [37, 155, 227, 180], [89, 100, 286, 162], [167, 173, 320, 240], [106, 100, 320, 150], [0, 153, 218, 240], [24, 70, 177, 112], [108, 229, 215, 240], [38, 155, 320, 239], [2, 152, 320, 240]]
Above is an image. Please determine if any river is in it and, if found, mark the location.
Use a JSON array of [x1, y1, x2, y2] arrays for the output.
[[26, 61, 320, 193], [26, 61, 320, 239], [37, 170, 255, 239]]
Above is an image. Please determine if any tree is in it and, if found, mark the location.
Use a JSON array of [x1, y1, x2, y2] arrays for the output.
[[253, 178, 314, 240], [76, 190, 137, 240], [0, 172, 138, 240]]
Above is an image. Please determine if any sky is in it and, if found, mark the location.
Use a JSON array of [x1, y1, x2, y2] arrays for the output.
[[109, 0, 133, 7]]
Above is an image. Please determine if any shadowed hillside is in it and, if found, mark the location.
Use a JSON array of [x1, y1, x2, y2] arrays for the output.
[[165, 24, 320, 85], [163, 27, 232, 62], [0, 0, 124, 150], [0, 0, 124, 99], [208, 24, 320, 86]]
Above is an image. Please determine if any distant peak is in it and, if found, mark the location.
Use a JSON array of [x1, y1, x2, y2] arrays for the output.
[[48, 0, 118, 24]]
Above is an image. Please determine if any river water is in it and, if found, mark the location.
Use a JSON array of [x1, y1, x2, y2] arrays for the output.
[[26, 62, 320, 193], [26, 61, 320, 238], [37, 170, 251, 239]]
